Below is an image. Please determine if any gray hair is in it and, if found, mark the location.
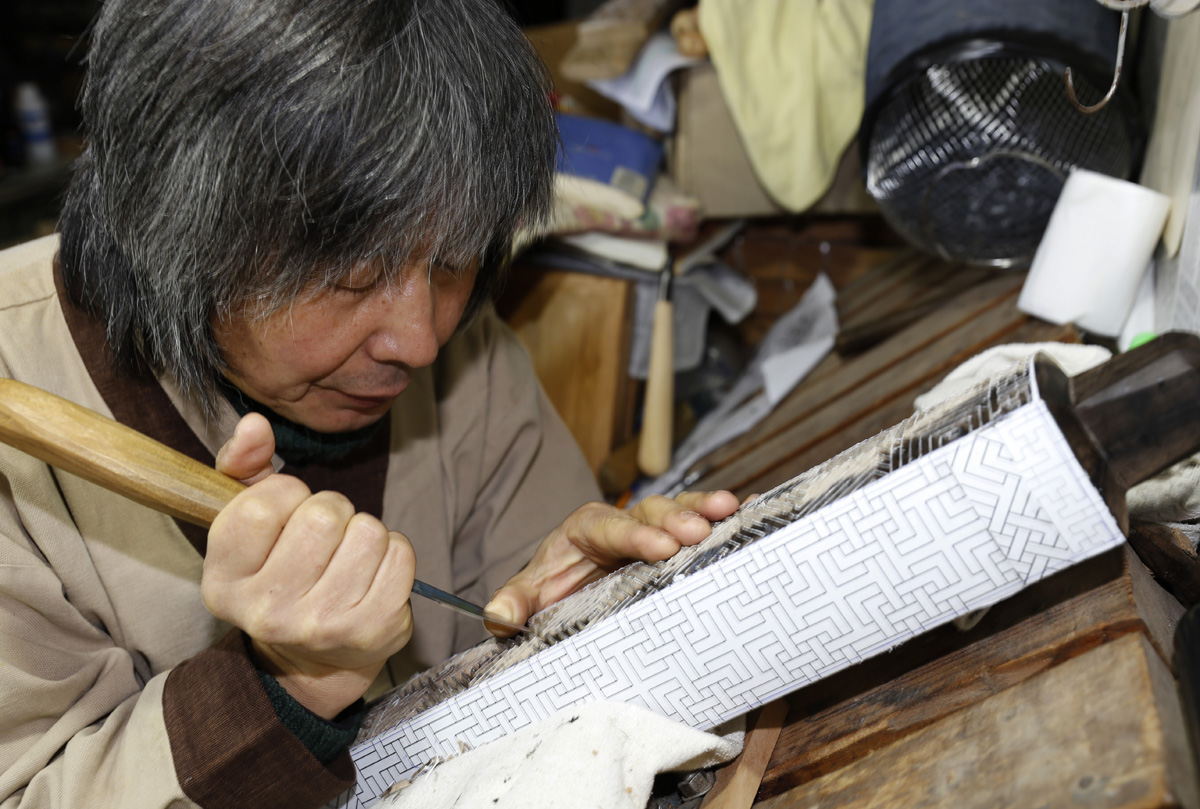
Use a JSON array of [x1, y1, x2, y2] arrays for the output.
[[60, 0, 557, 411]]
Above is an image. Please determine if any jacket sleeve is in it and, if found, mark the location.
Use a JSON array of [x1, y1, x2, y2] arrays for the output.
[[0, 452, 355, 809]]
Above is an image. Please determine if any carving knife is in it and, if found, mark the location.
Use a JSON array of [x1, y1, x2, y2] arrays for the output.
[[0, 378, 526, 633]]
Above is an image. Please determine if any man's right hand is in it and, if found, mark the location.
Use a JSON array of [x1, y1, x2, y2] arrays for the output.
[[202, 413, 415, 719]]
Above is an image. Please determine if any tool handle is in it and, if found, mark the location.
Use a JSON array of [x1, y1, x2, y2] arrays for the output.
[[0, 378, 243, 527], [638, 296, 674, 477]]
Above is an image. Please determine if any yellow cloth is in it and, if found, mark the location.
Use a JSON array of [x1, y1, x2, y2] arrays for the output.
[[697, 0, 873, 212]]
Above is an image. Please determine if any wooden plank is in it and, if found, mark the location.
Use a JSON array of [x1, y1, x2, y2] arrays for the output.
[[504, 269, 632, 473], [828, 248, 917, 307], [731, 318, 1080, 499], [833, 251, 930, 325], [702, 701, 788, 809], [1128, 520, 1200, 607], [758, 545, 1183, 800], [837, 260, 995, 340], [696, 272, 1028, 486], [697, 275, 1028, 495], [757, 632, 1199, 809], [835, 265, 1000, 356], [720, 224, 896, 349]]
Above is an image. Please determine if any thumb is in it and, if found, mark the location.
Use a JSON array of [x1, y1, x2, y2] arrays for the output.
[[215, 413, 277, 484], [484, 583, 535, 639]]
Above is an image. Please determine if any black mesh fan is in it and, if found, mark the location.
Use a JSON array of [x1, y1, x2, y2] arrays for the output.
[[860, 1, 1144, 267]]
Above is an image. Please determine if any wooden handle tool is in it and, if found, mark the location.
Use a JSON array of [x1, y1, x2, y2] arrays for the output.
[[0, 377, 242, 526], [638, 267, 674, 477], [0, 377, 525, 631]]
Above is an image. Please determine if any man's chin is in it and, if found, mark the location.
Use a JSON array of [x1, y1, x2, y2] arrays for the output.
[[283, 404, 391, 434]]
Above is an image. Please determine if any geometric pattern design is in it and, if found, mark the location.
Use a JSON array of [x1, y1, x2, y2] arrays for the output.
[[334, 397, 1123, 808]]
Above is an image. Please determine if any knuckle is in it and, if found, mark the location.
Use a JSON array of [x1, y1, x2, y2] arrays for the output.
[[244, 603, 289, 645], [301, 504, 343, 537], [311, 489, 355, 515], [576, 500, 611, 522], [199, 583, 226, 617], [388, 532, 416, 566], [395, 605, 413, 643], [261, 474, 311, 503], [644, 494, 674, 511], [299, 614, 337, 651], [235, 496, 280, 534], [606, 509, 637, 533], [299, 495, 353, 536], [346, 513, 389, 545]]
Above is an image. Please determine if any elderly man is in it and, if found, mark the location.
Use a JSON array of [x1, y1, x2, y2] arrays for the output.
[[0, 1, 737, 807]]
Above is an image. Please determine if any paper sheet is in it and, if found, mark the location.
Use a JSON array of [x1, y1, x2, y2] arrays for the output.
[[334, 369, 1124, 808], [586, 33, 701, 133], [640, 273, 838, 498]]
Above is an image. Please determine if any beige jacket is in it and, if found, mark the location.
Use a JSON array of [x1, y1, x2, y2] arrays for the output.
[[0, 236, 600, 808]]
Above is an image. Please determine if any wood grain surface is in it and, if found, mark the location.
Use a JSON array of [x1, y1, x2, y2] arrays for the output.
[[758, 633, 1198, 809], [0, 377, 241, 526]]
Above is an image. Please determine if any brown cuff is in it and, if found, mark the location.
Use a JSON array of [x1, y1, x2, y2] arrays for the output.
[[163, 629, 356, 809]]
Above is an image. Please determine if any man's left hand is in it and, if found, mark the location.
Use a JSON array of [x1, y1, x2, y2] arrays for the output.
[[484, 490, 739, 635]]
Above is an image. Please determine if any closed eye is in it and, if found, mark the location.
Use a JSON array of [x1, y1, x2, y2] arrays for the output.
[[333, 267, 384, 294], [334, 279, 381, 295]]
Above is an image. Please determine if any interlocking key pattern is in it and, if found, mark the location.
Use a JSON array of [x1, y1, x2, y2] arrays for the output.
[[332, 371, 1124, 808]]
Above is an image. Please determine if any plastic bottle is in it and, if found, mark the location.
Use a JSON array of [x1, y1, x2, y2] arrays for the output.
[[15, 82, 56, 166]]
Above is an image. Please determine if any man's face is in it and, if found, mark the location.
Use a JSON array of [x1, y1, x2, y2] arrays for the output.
[[213, 260, 478, 433]]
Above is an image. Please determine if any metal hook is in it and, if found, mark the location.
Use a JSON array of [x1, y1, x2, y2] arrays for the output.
[[1063, 9, 1130, 114]]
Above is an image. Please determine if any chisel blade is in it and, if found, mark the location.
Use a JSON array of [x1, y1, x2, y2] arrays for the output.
[[410, 579, 527, 633]]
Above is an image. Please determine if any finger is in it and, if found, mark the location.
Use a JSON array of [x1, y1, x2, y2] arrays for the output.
[[313, 512, 392, 605], [627, 494, 716, 547], [258, 490, 356, 596], [485, 516, 666, 628], [355, 533, 416, 648], [216, 413, 277, 484], [671, 489, 740, 521], [483, 584, 533, 638], [586, 510, 684, 562], [207, 474, 312, 577]]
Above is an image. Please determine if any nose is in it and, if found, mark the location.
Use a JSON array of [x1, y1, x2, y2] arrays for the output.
[[363, 273, 441, 369]]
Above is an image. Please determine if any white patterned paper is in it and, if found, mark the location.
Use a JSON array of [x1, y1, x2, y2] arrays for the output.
[[334, 397, 1123, 808]]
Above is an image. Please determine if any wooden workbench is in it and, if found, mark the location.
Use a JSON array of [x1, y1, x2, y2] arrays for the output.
[[683, 246, 1200, 809], [507, 223, 1199, 807]]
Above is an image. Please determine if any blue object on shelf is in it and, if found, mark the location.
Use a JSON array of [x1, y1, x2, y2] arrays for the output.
[[555, 112, 663, 206]]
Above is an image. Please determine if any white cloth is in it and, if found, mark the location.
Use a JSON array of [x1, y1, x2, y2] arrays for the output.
[[915, 342, 1200, 524], [378, 701, 744, 809], [697, 0, 872, 212], [912, 342, 1111, 411]]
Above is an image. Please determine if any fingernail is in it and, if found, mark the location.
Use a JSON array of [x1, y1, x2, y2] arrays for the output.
[[680, 510, 706, 523], [231, 418, 251, 443], [484, 598, 515, 623]]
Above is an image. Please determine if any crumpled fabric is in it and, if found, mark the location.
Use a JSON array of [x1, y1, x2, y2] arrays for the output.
[[912, 342, 1112, 411], [915, 342, 1200, 525], [697, 0, 873, 212], [378, 701, 744, 809]]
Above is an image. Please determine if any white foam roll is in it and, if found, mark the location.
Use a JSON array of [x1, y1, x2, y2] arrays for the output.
[[1017, 169, 1171, 338]]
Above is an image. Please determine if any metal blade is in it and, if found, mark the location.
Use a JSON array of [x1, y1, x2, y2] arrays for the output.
[[411, 579, 527, 633]]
